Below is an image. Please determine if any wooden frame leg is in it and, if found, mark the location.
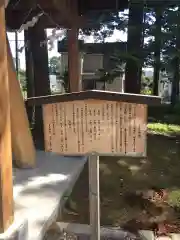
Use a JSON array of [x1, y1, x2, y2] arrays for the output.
[[89, 154, 100, 240], [0, 3, 14, 232], [6, 37, 36, 168]]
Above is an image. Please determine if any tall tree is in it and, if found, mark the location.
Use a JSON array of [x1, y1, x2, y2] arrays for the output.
[[80, 11, 128, 42], [153, 6, 162, 95], [171, 6, 180, 105], [125, 0, 144, 93], [143, 4, 179, 100], [79, 1, 180, 96], [162, 6, 180, 104], [27, 23, 50, 149]]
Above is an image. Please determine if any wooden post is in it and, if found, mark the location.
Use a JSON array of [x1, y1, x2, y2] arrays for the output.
[[28, 24, 50, 97], [68, 27, 81, 92], [6, 39, 36, 168], [0, 3, 14, 232], [24, 30, 34, 99], [79, 53, 84, 90], [28, 24, 51, 149], [24, 30, 35, 123], [88, 154, 100, 240]]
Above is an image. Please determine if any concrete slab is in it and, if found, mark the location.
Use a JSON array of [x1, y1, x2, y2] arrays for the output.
[[0, 151, 86, 240], [54, 222, 141, 240]]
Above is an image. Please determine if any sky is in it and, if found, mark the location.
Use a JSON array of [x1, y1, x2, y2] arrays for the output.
[[7, 29, 127, 70]]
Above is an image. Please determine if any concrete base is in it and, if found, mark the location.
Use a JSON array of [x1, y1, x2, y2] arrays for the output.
[[0, 151, 86, 240], [51, 223, 180, 240], [52, 222, 154, 240]]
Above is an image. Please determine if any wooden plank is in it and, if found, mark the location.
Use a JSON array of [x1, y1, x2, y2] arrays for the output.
[[0, 3, 14, 232], [26, 90, 161, 107], [6, 38, 36, 168], [68, 27, 81, 92], [88, 154, 100, 240]]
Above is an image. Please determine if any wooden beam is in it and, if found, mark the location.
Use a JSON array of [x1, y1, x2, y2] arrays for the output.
[[68, 27, 81, 92], [6, 38, 36, 168], [0, 3, 14, 232]]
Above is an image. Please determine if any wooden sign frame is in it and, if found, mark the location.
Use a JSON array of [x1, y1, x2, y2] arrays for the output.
[[27, 90, 161, 158], [27, 90, 161, 240]]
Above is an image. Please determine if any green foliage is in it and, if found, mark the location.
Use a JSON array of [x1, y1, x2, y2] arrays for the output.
[[18, 69, 27, 92], [168, 190, 180, 208], [80, 11, 128, 42], [49, 56, 60, 74], [145, 6, 180, 71], [141, 88, 152, 95], [148, 123, 180, 135], [58, 2, 180, 98], [141, 74, 153, 88], [61, 69, 69, 92]]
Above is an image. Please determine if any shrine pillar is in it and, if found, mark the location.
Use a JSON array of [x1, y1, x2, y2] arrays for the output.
[[0, 2, 14, 232], [24, 30, 35, 123], [27, 23, 50, 149], [24, 30, 35, 99], [68, 27, 81, 92]]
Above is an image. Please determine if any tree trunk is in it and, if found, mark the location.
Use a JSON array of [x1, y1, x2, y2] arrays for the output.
[[171, 7, 180, 106], [153, 7, 162, 96], [68, 27, 80, 92], [27, 23, 50, 149], [171, 55, 180, 106], [125, 1, 144, 94]]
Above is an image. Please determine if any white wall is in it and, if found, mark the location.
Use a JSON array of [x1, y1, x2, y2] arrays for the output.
[[83, 54, 103, 73], [59, 52, 124, 92]]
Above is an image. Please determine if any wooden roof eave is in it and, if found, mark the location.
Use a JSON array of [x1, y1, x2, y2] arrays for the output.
[[7, 0, 128, 12], [5, 9, 86, 30], [6, 0, 84, 30]]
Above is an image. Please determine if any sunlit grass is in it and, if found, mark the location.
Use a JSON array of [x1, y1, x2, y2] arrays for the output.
[[148, 123, 180, 135]]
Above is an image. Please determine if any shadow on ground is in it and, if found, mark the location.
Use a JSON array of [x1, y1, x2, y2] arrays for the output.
[[62, 133, 180, 234]]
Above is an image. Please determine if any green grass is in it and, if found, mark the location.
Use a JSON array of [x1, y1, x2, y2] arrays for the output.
[[148, 123, 180, 135]]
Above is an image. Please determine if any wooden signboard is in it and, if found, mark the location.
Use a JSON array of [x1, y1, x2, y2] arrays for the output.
[[27, 90, 161, 240], [43, 99, 147, 157]]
